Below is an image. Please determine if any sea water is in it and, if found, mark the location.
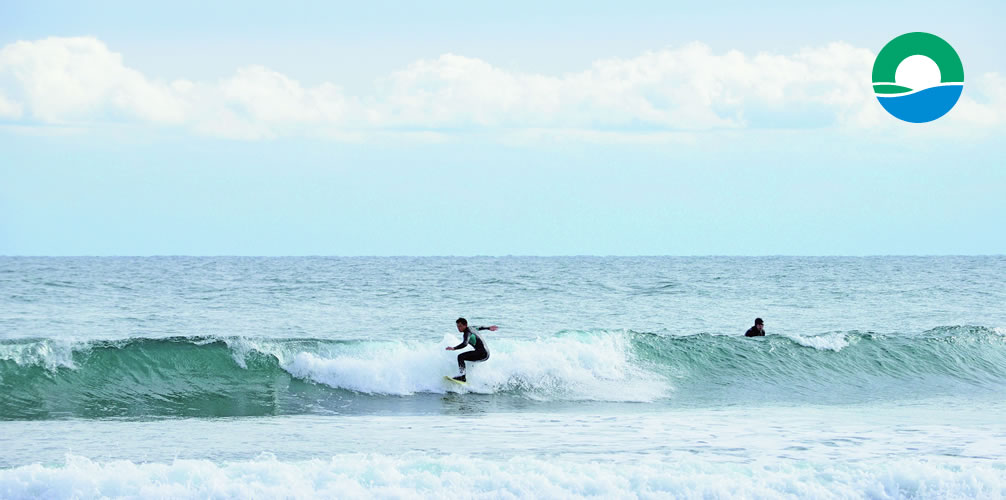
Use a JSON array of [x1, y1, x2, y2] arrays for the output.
[[1, 256, 1005, 498]]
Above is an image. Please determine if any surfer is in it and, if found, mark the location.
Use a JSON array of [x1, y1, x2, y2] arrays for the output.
[[446, 317, 498, 382], [744, 318, 765, 337]]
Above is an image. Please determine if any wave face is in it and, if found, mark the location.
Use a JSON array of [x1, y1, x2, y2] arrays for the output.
[[3, 326, 1005, 420]]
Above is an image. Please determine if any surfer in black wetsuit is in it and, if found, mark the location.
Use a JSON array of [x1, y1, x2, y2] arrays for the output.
[[446, 317, 498, 382], [745, 317, 765, 337]]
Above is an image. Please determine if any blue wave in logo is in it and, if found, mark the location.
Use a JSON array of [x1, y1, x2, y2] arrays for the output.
[[876, 85, 963, 123]]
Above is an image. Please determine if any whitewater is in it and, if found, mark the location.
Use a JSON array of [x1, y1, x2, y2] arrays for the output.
[[2, 256, 1005, 498]]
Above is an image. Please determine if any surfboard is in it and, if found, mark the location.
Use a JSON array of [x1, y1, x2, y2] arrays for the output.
[[444, 375, 467, 385]]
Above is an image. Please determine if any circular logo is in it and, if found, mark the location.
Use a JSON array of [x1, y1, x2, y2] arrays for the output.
[[872, 32, 963, 123]]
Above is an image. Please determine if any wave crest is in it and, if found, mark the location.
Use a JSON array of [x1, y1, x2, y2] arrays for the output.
[[2, 326, 1005, 419]]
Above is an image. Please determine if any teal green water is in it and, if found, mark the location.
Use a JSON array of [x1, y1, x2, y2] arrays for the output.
[[1, 257, 1005, 497], [2, 326, 1005, 419]]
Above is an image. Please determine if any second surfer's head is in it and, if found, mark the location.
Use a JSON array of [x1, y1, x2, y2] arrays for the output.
[[456, 317, 468, 332]]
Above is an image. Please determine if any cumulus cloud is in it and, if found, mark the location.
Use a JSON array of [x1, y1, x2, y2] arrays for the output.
[[0, 37, 185, 124], [0, 36, 1003, 140], [0, 90, 21, 118]]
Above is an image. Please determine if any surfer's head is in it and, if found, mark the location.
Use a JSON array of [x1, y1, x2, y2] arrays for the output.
[[456, 317, 468, 332]]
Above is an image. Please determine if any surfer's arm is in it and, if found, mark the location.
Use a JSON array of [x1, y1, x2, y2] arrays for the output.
[[476, 325, 499, 331], [449, 337, 469, 350]]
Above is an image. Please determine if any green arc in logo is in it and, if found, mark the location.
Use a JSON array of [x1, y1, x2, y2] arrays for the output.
[[872, 32, 963, 94]]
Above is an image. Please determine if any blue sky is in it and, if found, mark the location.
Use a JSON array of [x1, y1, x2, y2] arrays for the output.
[[1, 1, 1004, 255]]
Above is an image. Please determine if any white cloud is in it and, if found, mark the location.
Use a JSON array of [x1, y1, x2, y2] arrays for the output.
[[0, 90, 21, 118], [0, 36, 1003, 141], [0, 37, 185, 124], [219, 66, 349, 126], [954, 73, 1006, 127]]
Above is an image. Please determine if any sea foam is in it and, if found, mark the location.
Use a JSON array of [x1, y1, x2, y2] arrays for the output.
[[1, 453, 1003, 499], [282, 332, 669, 401]]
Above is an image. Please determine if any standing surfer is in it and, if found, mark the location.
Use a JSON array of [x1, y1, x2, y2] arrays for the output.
[[446, 317, 498, 382]]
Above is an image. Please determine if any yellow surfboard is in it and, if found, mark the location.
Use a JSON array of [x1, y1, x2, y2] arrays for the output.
[[443, 375, 467, 385]]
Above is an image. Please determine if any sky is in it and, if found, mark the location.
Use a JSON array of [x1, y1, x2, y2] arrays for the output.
[[1, 0, 1004, 255]]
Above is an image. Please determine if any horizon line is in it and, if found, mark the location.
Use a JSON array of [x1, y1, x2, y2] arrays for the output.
[[2, 254, 1003, 258]]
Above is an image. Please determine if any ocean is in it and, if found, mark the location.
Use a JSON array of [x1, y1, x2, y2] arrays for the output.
[[1, 256, 1005, 498]]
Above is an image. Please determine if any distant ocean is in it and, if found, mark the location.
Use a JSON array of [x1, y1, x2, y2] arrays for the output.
[[2, 256, 1005, 498]]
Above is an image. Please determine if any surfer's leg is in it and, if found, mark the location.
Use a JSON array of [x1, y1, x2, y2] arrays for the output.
[[454, 352, 475, 382], [457, 350, 489, 378], [457, 350, 488, 375]]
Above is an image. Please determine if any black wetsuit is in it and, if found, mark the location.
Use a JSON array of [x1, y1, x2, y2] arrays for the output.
[[453, 326, 491, 373], [745, 326, 765, 337]]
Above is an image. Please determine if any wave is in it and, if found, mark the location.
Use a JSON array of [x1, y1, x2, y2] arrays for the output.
[[0, 333, 665, 419], [1, 453, 1003, 499], [2, 326, 1005, 419]]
